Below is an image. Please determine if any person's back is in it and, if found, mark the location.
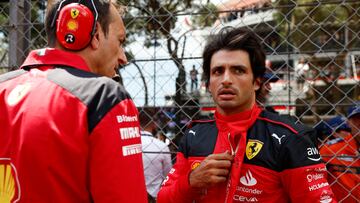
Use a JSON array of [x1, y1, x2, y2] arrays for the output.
[[0, 1, 147, 202], [0, 59, 140, 202], [141, 131, 172, 198]]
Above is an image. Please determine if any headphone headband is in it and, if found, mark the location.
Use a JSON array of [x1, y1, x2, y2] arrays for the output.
[[51, 0, 98, 28]]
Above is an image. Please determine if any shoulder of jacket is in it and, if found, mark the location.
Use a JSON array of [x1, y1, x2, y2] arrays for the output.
[[180, 119, 217, 157], [0, 69, 27, 83], [325, 137, 344, 146], [48, 66, 132, 133], [49, 66, 131, 102], [187, 119, 215, 129], [257, 110, 312, 135]]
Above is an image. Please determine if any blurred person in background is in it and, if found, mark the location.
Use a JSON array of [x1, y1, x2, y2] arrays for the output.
[[315, 120, 333, 144], [190, 65, 199, 92], [140, 112, 172, 203], [295, 57, 309, 91], [0, 0, 147, 202], [327, 116, 352, 140], [256, 69, 280, 113], [320, 103, 360, 202]]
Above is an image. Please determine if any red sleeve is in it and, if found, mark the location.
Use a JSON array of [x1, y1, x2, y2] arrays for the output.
[[157, 153, 201, 203], [281, 163, 337, 203], [89, 99, 147, 202]]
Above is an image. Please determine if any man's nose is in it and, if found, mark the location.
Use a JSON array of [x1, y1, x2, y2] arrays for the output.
[[118, 48, 128, 65], [221, 69, 232, 86]]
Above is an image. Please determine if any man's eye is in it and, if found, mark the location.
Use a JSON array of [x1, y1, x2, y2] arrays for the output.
[[212, 68, 222, 75], [234, 68, 245, 74]]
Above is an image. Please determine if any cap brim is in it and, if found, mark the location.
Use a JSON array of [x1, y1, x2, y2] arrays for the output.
[[263, 73, 279, 82]]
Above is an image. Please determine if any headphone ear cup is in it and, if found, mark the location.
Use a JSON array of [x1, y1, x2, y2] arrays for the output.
[[56, 3, 95, 50]]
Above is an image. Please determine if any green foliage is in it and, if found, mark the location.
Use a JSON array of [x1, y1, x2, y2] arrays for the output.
[[273, 0, 360, 53], [118, 0, 217, 104], [119, 0, 217, 47], [191, 3, 218, 28], [0, 2, 47, 48], [119, 0, 193, 45]]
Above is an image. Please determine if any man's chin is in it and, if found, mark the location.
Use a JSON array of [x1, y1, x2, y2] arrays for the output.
[[216, 101, 238, 110]]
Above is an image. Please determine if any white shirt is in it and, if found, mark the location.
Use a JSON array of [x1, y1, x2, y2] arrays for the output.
[[141, 131, 172, 198], [295, 62, 309, 78]]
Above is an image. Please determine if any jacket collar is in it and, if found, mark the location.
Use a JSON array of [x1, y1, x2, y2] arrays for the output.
[[215, 104, 261, 134], [20, 48, 90, 72]]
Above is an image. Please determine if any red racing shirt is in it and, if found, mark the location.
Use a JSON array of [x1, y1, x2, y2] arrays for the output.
[[0, 48, 147, 202], [158, 105, 337, 203], [320, 134, 360, 202]]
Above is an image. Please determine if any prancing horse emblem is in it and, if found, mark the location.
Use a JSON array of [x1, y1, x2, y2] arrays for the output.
[[246, 139, 263, 160]]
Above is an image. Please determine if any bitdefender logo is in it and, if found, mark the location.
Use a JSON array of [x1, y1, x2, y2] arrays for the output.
[[116, 115, 138, 123]]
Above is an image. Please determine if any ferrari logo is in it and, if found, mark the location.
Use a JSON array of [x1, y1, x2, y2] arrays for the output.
[[246, 139, 263, 160], [70, 8, 79, 19]]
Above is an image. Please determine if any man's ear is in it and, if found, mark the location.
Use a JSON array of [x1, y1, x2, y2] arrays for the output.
[[90, 22, 102, 49], [254, 77, 262, 91]]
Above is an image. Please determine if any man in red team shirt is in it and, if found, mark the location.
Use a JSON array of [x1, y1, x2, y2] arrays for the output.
[[158, 27, 336, 203], [320, 103, 360, 202], [0, 0, 147, 202]]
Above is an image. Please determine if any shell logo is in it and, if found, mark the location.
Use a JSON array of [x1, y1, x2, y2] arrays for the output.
[[0, 160, 20, 203], [66, 20, 78, 31], [191, 161, 201, 170]]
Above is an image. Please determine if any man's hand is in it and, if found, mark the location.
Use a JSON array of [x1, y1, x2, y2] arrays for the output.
[[189, 151, 233, 188]]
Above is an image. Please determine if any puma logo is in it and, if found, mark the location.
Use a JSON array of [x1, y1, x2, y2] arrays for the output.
[[271, 133, 286, 144], [189, 130, 196, 136]]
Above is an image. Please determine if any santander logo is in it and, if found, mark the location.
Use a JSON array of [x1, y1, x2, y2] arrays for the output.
[[240, 170, 257, 186]]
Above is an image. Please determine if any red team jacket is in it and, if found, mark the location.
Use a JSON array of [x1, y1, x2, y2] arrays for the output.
[[320, 134, 360, 202], [158, 105, 337, 203], [0, 48, 147, 202]]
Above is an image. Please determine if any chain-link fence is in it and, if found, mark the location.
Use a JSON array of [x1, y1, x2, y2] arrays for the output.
[[0, 0, 359, 202]]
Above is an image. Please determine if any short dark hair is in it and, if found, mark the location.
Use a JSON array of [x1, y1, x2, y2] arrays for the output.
[[202, 27, 266, 87], [139, 109, 157, 132], [45, 0, 122, 47]]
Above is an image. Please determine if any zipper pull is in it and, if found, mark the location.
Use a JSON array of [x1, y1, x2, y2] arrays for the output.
[[227, 132, 235, 155]]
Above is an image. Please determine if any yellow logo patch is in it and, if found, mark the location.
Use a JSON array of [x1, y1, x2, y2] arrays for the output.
[[246, 139, 263, 160], [191, 161, 201, 170], [66, 20, 78, 31], [70, 8, 80, 19], [0, 161, 20, 203]]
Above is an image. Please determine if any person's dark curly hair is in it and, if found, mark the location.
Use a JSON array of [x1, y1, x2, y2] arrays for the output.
[[202, 27, 266, 87]]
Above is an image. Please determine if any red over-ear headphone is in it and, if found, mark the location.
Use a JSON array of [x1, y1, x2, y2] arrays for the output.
[[51, 0, 98, 51]]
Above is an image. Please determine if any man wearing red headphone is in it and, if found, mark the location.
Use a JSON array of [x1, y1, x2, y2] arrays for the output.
[[0, 0, 147, 202]]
